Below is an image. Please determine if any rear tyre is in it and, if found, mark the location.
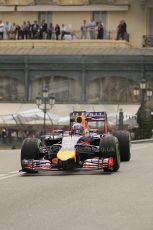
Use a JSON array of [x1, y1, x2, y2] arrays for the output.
[[113, 131, 131, 162], [99, 135, 120, 172], [21, 138, 42, 173]]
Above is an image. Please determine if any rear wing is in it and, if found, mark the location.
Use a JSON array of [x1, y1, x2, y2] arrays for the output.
[[70, 111, 107, 122], [70, 111, 108, 133]]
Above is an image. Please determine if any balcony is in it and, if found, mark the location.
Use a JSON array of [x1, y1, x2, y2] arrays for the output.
[[0, 0, 130, 5], [89, 0, 129, 4], [1, 0, 35, 5], [36, 0, 129, 5]]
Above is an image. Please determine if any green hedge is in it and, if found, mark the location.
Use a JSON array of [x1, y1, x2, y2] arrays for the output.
[[133, 122, 153, 139]]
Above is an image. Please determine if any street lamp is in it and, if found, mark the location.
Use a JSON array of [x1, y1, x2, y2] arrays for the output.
[[36, 88, 55, 135], [133, 79, 152, 139], [118, 108, 124, 130]]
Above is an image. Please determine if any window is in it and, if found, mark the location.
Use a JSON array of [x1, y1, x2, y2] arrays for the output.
[[38, 12, 52, 25], [93, 11, 107, 38], [149, 8, 153, 35]]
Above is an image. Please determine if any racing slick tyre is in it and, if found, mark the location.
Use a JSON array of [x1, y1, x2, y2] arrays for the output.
[[99, 135, 120, 172], [113, 130, 131, 162], [21, 138, 42, 173]]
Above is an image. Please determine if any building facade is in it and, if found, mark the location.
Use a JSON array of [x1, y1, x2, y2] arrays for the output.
[[0, 0, 153, 105], [0, 0, 153, 47]]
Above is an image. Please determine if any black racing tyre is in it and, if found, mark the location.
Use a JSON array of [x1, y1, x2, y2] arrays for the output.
[[113, 131, 131, 162], [21, 138, 42, 173], [99, 134, 120, 172]]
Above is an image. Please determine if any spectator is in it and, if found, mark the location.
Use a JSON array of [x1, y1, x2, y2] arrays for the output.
[[61, 24, 67, 40], [116, 20, 127, 40], [11, 130, 17, 142], [88, 18, 96, 39], [97, 22, 104, 39], [47, 22, 54, 39], [9, 22, 16, 39], [16, 24, 22, 40], [21, 21, 27, 39], [26, 21, 32, 39], [31, 20, 39, 39], [55, 24, 60, 40], [0, 20, 5, 40], [38, 24, 43, 39], [4, 21, 11, 39], [1, 128, 7, 143], [80, 19, 88, 39], [41, 19, 48, 39]]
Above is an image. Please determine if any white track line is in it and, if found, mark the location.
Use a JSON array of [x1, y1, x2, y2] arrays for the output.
[[0, 172, 24, 181], [8, 171, 19, 174], [0, 174, 7, 177]]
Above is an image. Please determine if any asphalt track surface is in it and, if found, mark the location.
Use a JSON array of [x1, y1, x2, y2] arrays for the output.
[[0, 143, 153, 230]]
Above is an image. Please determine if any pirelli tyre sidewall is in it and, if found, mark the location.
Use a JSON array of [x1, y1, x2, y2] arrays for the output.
[[113, 130, 131, 162], [99, 135, 120, 172], [21, 138, 42, 173]]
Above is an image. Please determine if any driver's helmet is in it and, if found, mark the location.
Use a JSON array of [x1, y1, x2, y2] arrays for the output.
[[72, 122, 84, 135]]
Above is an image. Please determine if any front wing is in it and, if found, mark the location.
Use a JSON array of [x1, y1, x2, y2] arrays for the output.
[[21, 157, 114, 172]]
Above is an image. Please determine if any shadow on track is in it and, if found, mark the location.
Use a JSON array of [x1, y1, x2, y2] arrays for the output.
[[19, 169, 115, 177]]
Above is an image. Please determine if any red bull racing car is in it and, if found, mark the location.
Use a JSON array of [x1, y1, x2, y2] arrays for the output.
[[21, 111, 131, 173]]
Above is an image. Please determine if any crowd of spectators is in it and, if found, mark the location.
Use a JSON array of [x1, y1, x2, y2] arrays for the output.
[[0, 18, 128, 41], [80, 19, 104, 40], [0, 19, 55, 40], [0, 127, 41, 144]]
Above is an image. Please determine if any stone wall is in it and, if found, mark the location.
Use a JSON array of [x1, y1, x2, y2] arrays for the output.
[[0, 40, 152, 104]]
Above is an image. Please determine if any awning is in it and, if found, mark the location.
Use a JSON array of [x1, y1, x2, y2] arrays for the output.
[[17, 4, 129, 12], [0, 6, 14, 12], [0, 103, 138, 127]]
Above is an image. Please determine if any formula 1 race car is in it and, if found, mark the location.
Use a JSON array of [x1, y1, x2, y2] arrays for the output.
[[21, 111, 131, 173]]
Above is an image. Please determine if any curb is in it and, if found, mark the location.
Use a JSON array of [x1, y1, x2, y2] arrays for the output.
[[131, 139, 153, 144]]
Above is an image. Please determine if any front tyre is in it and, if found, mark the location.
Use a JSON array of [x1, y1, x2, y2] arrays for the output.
[[21, 138, 42, 173], [99, 135, 120, 172], [113, 131, 131, 162]]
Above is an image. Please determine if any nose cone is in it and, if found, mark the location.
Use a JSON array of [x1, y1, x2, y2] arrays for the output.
[[57, 150, 76, 161]]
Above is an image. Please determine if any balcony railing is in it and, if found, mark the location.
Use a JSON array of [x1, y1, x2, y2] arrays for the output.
[[143, 35, 153, 47], [0, 0, 130, 5]]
